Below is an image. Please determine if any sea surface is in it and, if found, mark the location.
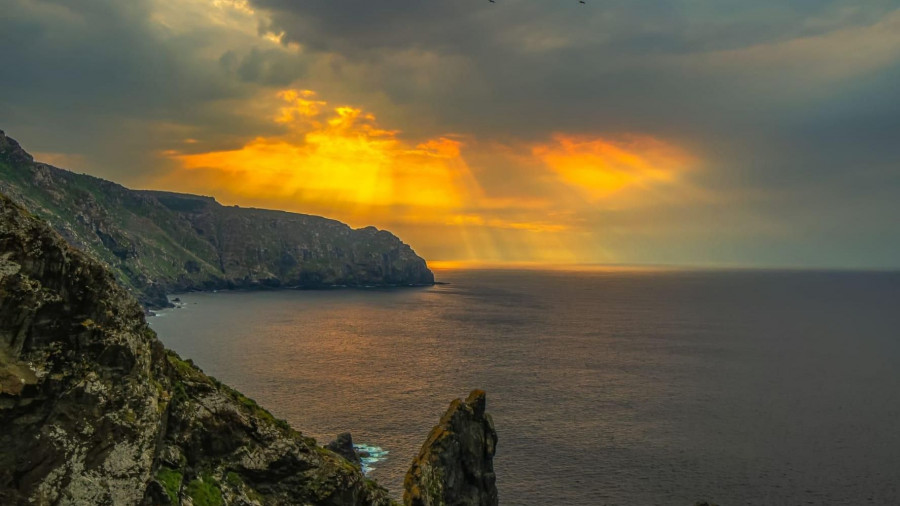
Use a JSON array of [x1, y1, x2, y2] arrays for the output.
[[149, 268, 900, 505]]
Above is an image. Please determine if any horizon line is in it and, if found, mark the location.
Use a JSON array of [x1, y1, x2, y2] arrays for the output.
[[427, 260, 900, 273]]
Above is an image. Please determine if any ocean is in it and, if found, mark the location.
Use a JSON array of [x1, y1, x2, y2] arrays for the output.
[[149, 268, 900, 505]]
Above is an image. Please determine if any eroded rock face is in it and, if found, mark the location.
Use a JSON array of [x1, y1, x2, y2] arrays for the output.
[[404, 390, 498, 506], [0, 193, 395, 505]]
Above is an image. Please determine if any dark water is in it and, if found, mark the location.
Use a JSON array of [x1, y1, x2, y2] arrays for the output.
[[149, 269, 900, 505]]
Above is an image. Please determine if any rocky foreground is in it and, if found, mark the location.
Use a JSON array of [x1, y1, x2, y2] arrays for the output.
[[0, 193, 494, 505], [0, 130, 434, 309]]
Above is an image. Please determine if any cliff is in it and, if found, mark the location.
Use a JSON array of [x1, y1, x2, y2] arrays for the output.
[[404, 391, 499, 506], [0, 130, 434, 309], [1, 190, 506, 506], [0, 192, 396, 505]]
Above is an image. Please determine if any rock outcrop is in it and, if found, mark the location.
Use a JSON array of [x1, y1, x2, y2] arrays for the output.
[[0, 192, 395, 505], [403, 390, 498, 506], [327, 433, 363, 469], [0, 129, 434, 309]]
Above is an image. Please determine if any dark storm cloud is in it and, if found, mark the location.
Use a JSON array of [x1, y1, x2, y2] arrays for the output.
[[253, 0, 887, 54], [220, 47, 308, 86], [250, 0, 900, 145], [0, 0, 305, 177]]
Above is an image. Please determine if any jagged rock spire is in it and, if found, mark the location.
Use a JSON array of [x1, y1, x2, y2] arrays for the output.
[[404, 390, 499, 506]]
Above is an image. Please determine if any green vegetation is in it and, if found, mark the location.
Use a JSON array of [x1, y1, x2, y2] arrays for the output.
[[156, 466, 183, 505], [166, 350, 209, 383], [186, 474, 224, 506], [219, 381, 293, 432], [224, 471, 265, 503], [171, 380, 187, 404], [225, 471, 242, 488]]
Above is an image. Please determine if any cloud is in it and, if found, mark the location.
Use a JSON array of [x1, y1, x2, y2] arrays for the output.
[[533, 135, 694, 202], [684, 8, 900, 90], [0, 0, 303, 176], [219, 47, 308, 86], [157, 90, 472, 215], [151, 88, 705, 264], [1, 0, 898, 267]]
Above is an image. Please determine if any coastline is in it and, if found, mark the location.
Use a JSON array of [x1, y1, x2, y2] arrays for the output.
[[145, 281, 438, 314]]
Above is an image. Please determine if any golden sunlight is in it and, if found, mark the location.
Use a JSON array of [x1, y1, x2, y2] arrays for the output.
[[154, 90, 696, 264], [167, 90, 471, 213], [533, 134, 693, 200]]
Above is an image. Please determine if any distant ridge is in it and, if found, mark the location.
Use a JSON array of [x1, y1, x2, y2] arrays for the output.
[[0, 129, 434, 308]]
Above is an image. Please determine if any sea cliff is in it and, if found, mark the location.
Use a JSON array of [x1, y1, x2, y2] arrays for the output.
[[0, 130, 434, 309], [0, 192, 496, 505]]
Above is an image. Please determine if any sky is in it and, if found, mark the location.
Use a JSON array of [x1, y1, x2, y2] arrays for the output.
[[1, 0, 899, 269]]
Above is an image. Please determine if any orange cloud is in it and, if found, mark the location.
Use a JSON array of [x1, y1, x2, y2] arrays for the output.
[[275, 89, 327, 121], [153, 90, 698, 265], [533, 134, 693, 200], [163, 90, 472, 214]]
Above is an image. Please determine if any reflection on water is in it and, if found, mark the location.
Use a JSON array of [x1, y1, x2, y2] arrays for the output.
[[150, 269, 900, 505]]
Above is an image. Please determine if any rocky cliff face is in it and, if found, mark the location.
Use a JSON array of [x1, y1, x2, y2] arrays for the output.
[[0, 193, 395, 505], [0, 130, 433, 309], [404, 391, 499, 506]]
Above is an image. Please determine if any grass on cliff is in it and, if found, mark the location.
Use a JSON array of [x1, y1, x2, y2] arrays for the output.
[[186, 474, 224, 506], [220, 381, 293, 432], [166, 350, 209, 383], [156, 466, 183, 505]]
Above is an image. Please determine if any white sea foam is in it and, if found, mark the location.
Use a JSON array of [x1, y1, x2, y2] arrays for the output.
[[354, 444, 389, 475]]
